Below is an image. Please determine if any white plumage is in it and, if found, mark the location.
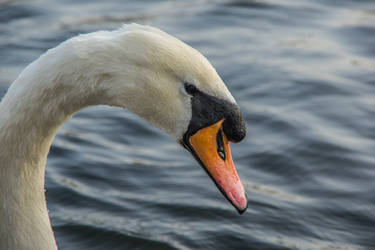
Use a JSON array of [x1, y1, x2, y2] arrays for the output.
[[0, 24, 238, 249]]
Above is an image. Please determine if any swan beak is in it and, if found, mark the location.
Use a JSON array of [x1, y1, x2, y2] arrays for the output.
[[188, 119, 248, 214]]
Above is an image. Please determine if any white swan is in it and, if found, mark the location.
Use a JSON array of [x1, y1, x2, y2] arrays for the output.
[[0, 24, 247, 249]]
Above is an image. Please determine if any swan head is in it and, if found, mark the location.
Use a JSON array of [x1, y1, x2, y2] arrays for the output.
[[74, 24, 247, 213]]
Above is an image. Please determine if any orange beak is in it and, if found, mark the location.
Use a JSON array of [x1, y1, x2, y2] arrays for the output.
[[188, 119, 247, 214]]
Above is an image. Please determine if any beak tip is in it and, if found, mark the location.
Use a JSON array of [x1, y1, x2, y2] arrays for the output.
[[235, 192, 248, 215], [237, 205, 247, 215], [228, 189, 248, 215]]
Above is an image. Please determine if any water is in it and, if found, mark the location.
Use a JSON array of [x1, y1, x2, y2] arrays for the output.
[[1, 0, 375, 249]]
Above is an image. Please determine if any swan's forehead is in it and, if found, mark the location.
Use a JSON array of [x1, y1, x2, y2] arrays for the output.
[[123, 30, 236, 104]]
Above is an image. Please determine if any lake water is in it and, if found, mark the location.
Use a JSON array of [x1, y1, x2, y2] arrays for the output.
[[1, 0, 375, 249]]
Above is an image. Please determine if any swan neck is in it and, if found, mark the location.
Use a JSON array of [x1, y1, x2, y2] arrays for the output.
[[0, 43, 108, 250]]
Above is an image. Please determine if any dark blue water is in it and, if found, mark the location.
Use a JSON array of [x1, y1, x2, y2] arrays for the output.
[[1, 0, 375, 249]]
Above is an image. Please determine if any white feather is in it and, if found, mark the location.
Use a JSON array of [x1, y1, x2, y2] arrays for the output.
[[0, 24, 235, 249]]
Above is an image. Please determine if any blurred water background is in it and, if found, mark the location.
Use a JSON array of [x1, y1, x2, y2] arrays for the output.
[[1, 0, 375, 249]]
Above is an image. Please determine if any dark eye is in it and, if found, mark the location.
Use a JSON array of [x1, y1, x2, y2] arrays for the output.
[[184, 82, 198, 95]]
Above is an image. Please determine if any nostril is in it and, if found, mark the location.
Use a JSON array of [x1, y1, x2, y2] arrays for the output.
[[216, 128, 226, 161]]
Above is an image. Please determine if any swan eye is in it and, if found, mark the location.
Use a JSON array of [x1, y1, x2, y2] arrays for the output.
[[184, 82, 198, 95]]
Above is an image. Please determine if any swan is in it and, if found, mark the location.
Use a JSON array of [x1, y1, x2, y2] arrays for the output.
[[0, 24, 247, 249]]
